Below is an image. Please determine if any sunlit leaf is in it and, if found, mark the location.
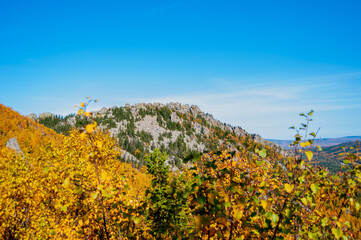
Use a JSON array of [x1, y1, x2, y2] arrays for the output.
[[332, 228, 343, 239], [355, 202, 360, 212], [284, 184, 294, 193], [86, 124, 95, 133], [310, 183, 319, 194], [234, 209, 243, 220], [305, 151, 313, 161], [258, 148, 267, 158], [78, 109, 84, 115], [300, 141, 311, 148]]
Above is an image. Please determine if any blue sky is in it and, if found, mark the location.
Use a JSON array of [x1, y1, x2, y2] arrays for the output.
[[1, 0, 360, 139]]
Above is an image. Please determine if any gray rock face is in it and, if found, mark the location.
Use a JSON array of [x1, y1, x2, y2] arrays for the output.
[[98, 107, 108, 115], [6, 138, 22, 154], [30, 102, 290, 166], [232, 126, 247, 138], [135, 115, 166, 140], [121, 150, 139, 163], [26, 113, 37, 121], [170, 112, 182, 123]]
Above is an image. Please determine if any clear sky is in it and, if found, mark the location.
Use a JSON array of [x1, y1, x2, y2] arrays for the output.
[[1, 0, 360, 139]]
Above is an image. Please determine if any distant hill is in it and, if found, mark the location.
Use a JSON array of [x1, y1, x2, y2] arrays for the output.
[[268, 136, 361, 150], [312, 140, 360, 174], [0, 104, 61, 155], [29, 102, 289, 169]]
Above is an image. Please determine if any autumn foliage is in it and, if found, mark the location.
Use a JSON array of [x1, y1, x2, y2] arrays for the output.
[[0, 103, 360, 239]]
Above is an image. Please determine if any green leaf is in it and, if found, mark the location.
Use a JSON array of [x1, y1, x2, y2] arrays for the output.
[[223, 201, 231, 208], [309, 132, 316, 137], [332, 228, 343, 239], [308, 232, 317, 239], [310, 183, 320, 194], [197, 195, 206, 206], [271, 213, 279, 224], [305, 151, 313, 161], [355, 202, 360, 212], [91, 192, 98, 200], [234, 209, 243, 220], [133, 217, 141, 224], [343, 159, 351, 164], [317, 145, 322, 151], [308, 110, 314, 116], [258, 148, 267, 158]]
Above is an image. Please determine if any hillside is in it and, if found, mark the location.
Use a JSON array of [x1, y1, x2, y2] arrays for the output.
[[1, 103, 360, 239], [0, 104, 62, 156], [31, 102, 289, 169], [312, 140, 360, 174]]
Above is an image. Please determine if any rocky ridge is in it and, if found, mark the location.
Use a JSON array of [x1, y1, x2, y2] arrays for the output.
[[30, 102, 290, 168]]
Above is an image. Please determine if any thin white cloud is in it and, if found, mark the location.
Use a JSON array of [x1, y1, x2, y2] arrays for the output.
[[139, 73, 361, 138]]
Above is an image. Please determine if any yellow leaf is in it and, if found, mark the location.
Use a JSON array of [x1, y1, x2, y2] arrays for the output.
[[80, 132, 87, 139], [84, 111, 92, 117], [96, 141, 103, 149], [234, 209, 243, 220], [305, 151, 313, 161], [64, 178, 70, 188], [80, 102, 85, 107], [73, 105, 78, 108], [86, 96, 90, 99], [101, 171, 109, 180], [331, 228, 343, 239], [86, 124, 95, 133], [355, 202, 360, 212], [300, 141, 311, 148], [134, 217, 141, 224], [284, 184, 294, 193], [78, 109, 84, 115], [91, 192, 98, 200], [260, 200, 268, 210]]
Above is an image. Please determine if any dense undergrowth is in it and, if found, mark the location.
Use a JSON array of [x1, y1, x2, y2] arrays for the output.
[[0, 103, 360, 239]]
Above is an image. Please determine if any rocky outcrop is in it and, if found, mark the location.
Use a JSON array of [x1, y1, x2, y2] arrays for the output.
[[33, 102, 289, 165], [26, 113, 37, 121], [170, 112, 182, 123], [6, 137, 22, 154], [120, 150, 139, 163]]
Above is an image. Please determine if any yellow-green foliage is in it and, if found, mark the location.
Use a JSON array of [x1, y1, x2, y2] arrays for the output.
[[0, 104, 150, 239], [0, 104, 360, 239]]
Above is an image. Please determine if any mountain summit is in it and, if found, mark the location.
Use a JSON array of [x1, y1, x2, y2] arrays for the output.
[[32, 102, 289, 168]]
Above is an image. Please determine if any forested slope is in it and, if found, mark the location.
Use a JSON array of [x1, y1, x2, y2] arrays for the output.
[[1, 103, 360, 239]]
